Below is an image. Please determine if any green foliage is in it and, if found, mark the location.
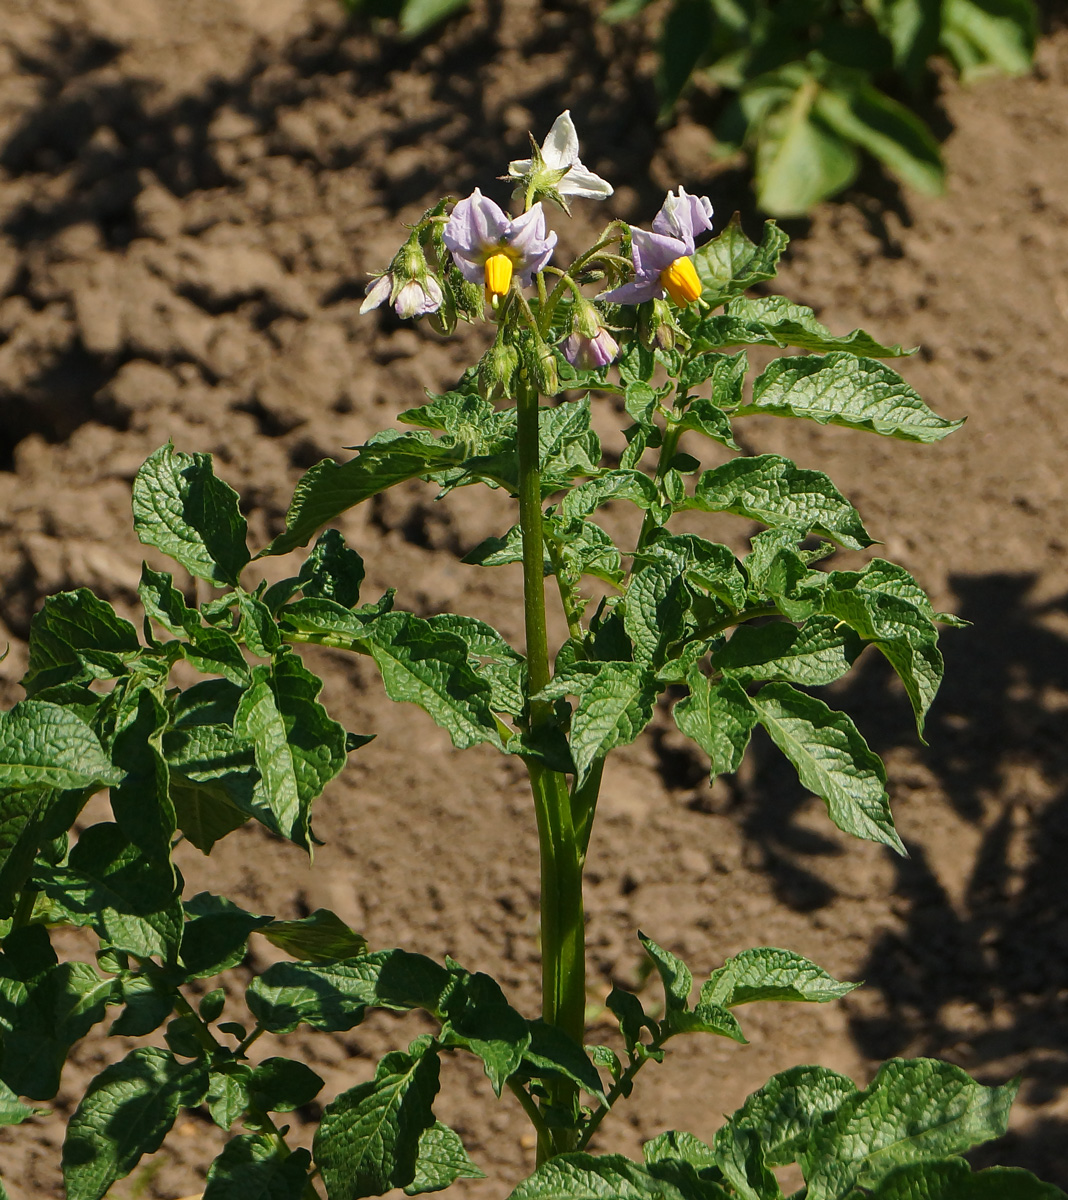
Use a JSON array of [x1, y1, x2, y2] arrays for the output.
[[0, 196, 1053, 1200]]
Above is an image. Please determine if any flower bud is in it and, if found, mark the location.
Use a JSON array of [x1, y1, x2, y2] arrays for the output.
[[638, 298, 677, 352], [526, 334, 560, 395], [564, 326, 618, 371], [478, 332, 519, 401]]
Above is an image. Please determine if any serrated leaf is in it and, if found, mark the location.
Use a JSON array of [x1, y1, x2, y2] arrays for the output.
[[689, 455, 872, 549], [234, 652, 347, 850], [165, 719, 257, 854], [133, 444, 250, 587], [869, 1157, 1066, 1199], [246, 950, 451, 1034], [298, 529, 366, 608], [314, 1043, 440, 1199], [641, 533, 748, 612], [25, 589, 142, 693], [405, 1121, 485, 1194], [677, 397, 739, 451], [548, 517, 626, 590], [712, 617, 863, 687], [725, 298, 908, 358], [0, 927, 118, 1100], [180, 893, 272, 978], [740, 353, 961, 442], [750, 684, 903, 853], [203, 1134, 312, 1200], [262, 909, 368, 962], [802, 1059, 1018, 1199], [693, 215, 789, 307], [638, 932, 692, 1013], [674, 671, 757, 778], [701, 947, 858, 1008], [62, 1046, 208, 1200], [0, 701, 121, 793], [36, 823, 183, 961], [0, 788, 71, 919], [261, 433, 465, 557], [440, 970, 530, 1095], [642, 1130, 719, 1170], [723, 1064, 858, 1167], [562, 471, 661, 520]]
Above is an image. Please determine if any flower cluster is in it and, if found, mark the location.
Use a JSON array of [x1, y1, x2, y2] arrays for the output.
[[360, 111, 714, 380]]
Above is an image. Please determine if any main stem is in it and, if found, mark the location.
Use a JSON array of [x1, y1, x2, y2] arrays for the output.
[[515, 369, 586, 1162]]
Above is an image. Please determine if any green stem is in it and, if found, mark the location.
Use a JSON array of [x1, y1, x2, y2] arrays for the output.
[[516, 372, 586, 1160], [571, 760, 604, 860], [236, 1023, 266, 1057], [508, 1078, 553, 1148], [633, 403, 687, 559], [11, 886, 37, 930], [170, 990, 224, 1056]]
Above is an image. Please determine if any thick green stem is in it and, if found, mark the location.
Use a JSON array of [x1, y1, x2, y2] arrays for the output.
[[516, 372, 586, 1160]]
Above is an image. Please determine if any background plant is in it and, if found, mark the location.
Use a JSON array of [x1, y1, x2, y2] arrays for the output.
[[341, 0, 1037, 215], [0, 128, 1063, 1200]]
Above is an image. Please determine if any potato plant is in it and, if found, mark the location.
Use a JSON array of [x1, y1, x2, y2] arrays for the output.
[[0, 113, 1062, 1200]]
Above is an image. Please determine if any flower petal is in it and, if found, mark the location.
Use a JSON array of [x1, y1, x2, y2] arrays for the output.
[[541, 110, 579, 170], [509, 202, 558, 281], [651, 187, 714, 252], [360, 273, 392, 314], [507, 156, 533, 179], [598, 277, 663, 305], [632, 226, 688, 276], [558, 162, 614, 199], [444, 187, 511, 259]]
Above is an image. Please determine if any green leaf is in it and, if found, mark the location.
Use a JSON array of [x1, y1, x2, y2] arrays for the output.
[[0, 701, 121, 793], [562, 471, 661, 520], [62, 1046, 208, 1200], [405, 1121, 485, 1194], [314, 1042, 440, 1199], [802, 1059, 1018, 1199], [110, 973, 173, 1038], [689, 455, 872, 549], [110, 687, 175, 869], [673, 671, 758, 778], [713, 1123, 782, 1200], [508, 1153, 689, 1200], [36, 823, 183, 961], [638, 932, 692, 1012], [398, 0, 470, 37], [624, 563, 691, 669], [298, 529, 366, 608], [741, 353, 962, 442], [0, 927, 118, 1099], [248, 1057, 324, 1112], [813, 76, 944, 197], [0, 1078, 41, 1126], [605, 988, 658, 1056], [750, 684, 903, 853], [234, 652, 348, 850], [725, 298, 909, 358], [642, 1131, 718, 1170], [701, 947, 858, 1007], [750, 79, 859, 216], [543, 662, 659, 784], [133, 444, 250, 587], [424, 614, 526, 717], [207, 1063, 253, 1130], [0, 788, 74, 919], [25, 589, 142, 693], [869, 1157, 1066, 1199], [641, 533, 748, 612], [262, 909, 368, 962], [721, 1064, 858, 1167], [203, 1134, 311, 1200], [520, 1020, 608, 1104], [676, 397, 739, 451], [440, 970, 530, 1096], [941, 0, 1036, 81], [180, 893, 272, 978], [657, 0, 714, 111], [165, 718, 256, 853], [693, 215, 789, 307], [261, 433, 465, 557], [246, 950, 451, 1034], [711, 617, 863, 687], [360, 612, 501, 749]]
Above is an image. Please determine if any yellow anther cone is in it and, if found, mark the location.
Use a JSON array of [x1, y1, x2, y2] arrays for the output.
[[659, 255, 702, 307], [484, 252, 514, 301]]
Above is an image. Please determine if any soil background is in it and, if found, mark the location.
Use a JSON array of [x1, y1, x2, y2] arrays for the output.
[[1, 0, 1068, 1194]]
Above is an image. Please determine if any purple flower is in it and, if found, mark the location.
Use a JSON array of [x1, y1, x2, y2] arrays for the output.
[[599, 188, 713, 307], [443, 188, 557, 303], [564, 326, 619, 370]]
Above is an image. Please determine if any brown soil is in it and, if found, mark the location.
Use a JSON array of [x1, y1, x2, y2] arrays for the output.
[[1, 0, 1068, 1194]]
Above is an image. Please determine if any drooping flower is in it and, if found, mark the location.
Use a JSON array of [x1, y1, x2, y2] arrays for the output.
[[562, 295, 618, 369], [443, 188, 557, 306], [360, 232, 444, 319], [599, 187, 713, 308], [508, 111, 613, 211]]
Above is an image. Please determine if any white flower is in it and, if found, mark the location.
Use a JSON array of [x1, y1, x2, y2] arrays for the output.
[[508, 111, 613, 202]]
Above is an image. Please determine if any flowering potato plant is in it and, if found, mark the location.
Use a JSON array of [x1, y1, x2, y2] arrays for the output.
[[0, 112, 1063, 1200]]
